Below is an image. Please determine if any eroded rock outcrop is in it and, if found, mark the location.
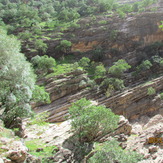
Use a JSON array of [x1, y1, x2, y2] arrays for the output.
[[126, 114, 163, 163], [0, 120, 28, 163], [33, 73, 163, 123], [33, 70, 103, 122], [98, 76, 163, 121]]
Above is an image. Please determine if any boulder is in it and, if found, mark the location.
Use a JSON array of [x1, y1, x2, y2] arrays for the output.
[[6, 150, 26, 163]]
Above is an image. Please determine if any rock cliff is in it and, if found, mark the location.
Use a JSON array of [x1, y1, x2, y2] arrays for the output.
[[32, 0, 163, 125], [33, 72, 163, 123]]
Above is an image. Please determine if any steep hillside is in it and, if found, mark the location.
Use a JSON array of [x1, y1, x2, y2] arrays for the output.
[[31, 0, 163, 123], [0, 0, 163, 162]]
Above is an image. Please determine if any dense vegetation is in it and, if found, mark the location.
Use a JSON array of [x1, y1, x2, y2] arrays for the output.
[[0, 0, 158, 56], [0, 29, 36, 128], [0, 29, 51, 128]]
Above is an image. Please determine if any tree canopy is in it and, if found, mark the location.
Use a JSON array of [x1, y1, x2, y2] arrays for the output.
[[0, 29, 36, 128]]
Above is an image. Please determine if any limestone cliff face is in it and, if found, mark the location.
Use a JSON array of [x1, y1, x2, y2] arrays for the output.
[[33, 73, 163, 123]]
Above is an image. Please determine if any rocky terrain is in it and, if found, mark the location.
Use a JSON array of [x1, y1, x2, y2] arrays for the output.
[[30, 0, 163, 123], [1, 113, 163, 162], [0, 0, 163, 162]]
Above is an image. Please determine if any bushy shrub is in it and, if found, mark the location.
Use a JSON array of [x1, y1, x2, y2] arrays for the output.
[[112, 78, 125, 90], [32, 85, 51, 104], [88, 139, 143, 163], [94, 64, 106, 79], [57, 40, 72, 54], [98, 20, 107, 25], [105, 84, 115, 97], [34, 39, 48, 54], [159, 60, 163, 67], [136, 60, 152, 72], [78, 57, 90, 68], [92, 47, 104, 62], [69, 98, 119, 142], [18, 30, 33, 40], [160, 93, 163, 100], [108, 59, 131, 77], [101, 78, 125, 91], [29, 112, 50, 126], [31, 55, 56, 75], [147, 87, 156, 95]]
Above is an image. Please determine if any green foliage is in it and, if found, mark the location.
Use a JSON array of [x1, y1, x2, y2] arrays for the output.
[[160, 93, 163, 100], [94, 64, 106, 79], [47, 63, 78, 77], [136, 60, 152, 72], [29, 112, 50, 126], [105, 84, 115, 97], [160, 60, 163, 67], [159, 21, 163, 30], [18, 31, 33, 41], [69, 21, 80, 29], [25, 138, 57, 162], [101, 78, 125, 91], [144, 41, 163, 56], [147, 87, 156, 95], [92, 47, 104, 62], [31, 55, 56, 75], [57, 40, 72, 53], [117, 9, 126, 18], [69, 98, 119, 142], [97, 0, 116, 12], [98, 20, 107, 25], [78, 57, 90, 69], [0, 0, 157, 53], [108, 59, 131, 77], [0, 29, 36, 128], [152, 55, 163, 66], [32, 85, 51, 104], [34, 39, 48, 54], [109, 30, 118, 40], [88, 139, 143, 163]]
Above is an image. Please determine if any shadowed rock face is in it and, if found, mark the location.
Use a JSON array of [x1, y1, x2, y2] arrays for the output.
[[41, 8, 163, 68], [71, 12, 163, 51], [70, 12, 163, 67]]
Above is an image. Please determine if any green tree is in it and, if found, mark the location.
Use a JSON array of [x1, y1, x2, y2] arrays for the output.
[[0, 29, 36, 128], [32, 85, 51, 104], [31, 55, 56, 75], [34, 39, 48, 55], [136, 60, 152, 72], [101, 78, 125, 91], [108, 59, 131, 77], [94, 64, 106, 79], [69, 98, 119, 142], [56, 40, 72, 58], [78, 57, 90, 69]]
